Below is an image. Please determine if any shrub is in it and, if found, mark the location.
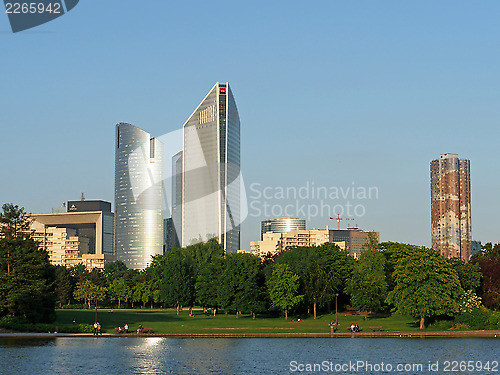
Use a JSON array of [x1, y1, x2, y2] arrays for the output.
[[427, 319, 454, 331], [454, 306, 490, 330]]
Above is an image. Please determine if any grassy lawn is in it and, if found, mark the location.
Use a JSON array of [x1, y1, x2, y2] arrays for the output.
[[55, 309, 421, 334]]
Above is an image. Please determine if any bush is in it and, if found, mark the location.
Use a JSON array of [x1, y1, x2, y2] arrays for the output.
[[0, 316, 93, 333], [427, 319, 454, 331], [454, 307, 490, 330]]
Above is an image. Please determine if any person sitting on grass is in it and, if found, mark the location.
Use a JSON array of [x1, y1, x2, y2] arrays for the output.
[[137, 324, 143, 334]]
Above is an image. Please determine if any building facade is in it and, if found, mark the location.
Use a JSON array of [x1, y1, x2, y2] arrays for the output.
[[261, 217, 306, 240], [170, 151, 183, 249], [250, 228, 346, 258], [115, 123, 165, 269], [328, 228, 379, 259], [29, 210, 115, 270], [430, 153, 471, 261], [182, 83, 241, 253]]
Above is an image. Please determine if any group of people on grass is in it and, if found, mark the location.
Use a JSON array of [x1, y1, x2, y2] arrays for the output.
[[349, 323, 360, 332]]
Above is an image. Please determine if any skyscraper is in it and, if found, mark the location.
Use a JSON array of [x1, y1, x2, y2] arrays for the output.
[[170, 150, 183, 249], [261, 217, 306, 240], [115, 123, 165, 269], [182, 82, 241, 252], [430, 153, 471, 261]]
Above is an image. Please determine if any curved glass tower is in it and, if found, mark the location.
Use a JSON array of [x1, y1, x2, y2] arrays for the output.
[[261, 218, 306, 239], [115, 123, 164, 269], [182, 82, 241, 252]]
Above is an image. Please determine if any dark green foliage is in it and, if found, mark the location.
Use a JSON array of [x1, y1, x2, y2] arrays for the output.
[[386, 246, 464, 329], [454, 307, 490, 330], [195, 259, 223, 308], [0, 204, 55, 323], [447, 257, 482, 292], [274, 243, 355, 318], [471, 244, 500, 310], [346, 248, 388, 314], [217, 252, 265, 314], [151, 248, 195, 310], [53, 265, 74, 307], [103, 261, 129, 283]]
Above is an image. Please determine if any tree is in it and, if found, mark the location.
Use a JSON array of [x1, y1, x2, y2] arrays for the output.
[[109, 277, 131, 308], [217, 253, 264, 317], [274, 243, 355, 318], [346, 248, 388, 318], [447, 257, 482, 292], [267, 264, 303, 319], [53, 265, 74, 307], [74, 279, 107, 309], [0, 204, 55, 323], [0, 203, 31, 239], [132, 281, 153, 308], [471, 247, 500, 310], [103, 261, 129, 284], [195, 260, 223, 310], [151, 249, 195, 314], [386, 247, 463, 329]]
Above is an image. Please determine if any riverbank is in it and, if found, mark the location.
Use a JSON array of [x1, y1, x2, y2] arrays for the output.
[[1, 330, 499, 339]]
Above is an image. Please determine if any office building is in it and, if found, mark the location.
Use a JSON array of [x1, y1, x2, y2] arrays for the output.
[[261, 217, 306, 240], [115, 123, 165, 269], [430, 153, 471, 261], [182, 82, 241, 252], [329, 228, 379, 259], [66, 200, 114, 255], [170, 151, 182, 249], [29, 207, 115, 270], [471, 240, 481, 257], [250, 228, 346, 258]]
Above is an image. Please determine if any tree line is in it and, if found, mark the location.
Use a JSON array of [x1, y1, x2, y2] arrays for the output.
[[1, 203, 499, 329]]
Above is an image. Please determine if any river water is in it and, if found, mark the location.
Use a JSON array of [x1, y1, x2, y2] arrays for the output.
[[0, 337, 498, 374]]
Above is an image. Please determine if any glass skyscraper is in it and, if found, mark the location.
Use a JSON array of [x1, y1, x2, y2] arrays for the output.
[[115, 123, 165, 269], [182, 82, 241, 252]]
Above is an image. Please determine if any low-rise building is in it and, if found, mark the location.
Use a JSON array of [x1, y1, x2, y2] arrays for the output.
[[250, 228, 346, 258], [329, 227, 379, 259]]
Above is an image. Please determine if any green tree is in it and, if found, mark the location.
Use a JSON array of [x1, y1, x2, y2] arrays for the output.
[[103, 261, 129, 284], [195, 260, 223, 310], [151, 249, 195, 314], [471, 246, 500, 309], [447, 257, 482, 292], [0, 204, 55, 323], [267, 264, 303, 319], [132, 281, 153, 308], [346, 248, 388, 318], [74, 279, 107, 309], [53, 265, 74, 307], [386, 247, 464, 329], [109, 277, 131, 308], [217, 253, 264, 317], [274, 243, 355, 318]]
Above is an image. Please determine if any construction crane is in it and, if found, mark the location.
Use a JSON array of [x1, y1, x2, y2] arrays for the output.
[[330, 214, 354, 230]]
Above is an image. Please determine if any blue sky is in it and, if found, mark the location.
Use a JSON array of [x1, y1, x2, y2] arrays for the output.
[[1, 1, 499, 249]]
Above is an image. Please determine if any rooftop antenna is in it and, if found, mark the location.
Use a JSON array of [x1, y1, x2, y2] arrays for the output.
[[81, 192, 85, 201]]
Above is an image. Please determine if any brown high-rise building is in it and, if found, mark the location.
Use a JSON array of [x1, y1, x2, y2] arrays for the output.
[[430, 153, 471, 261]]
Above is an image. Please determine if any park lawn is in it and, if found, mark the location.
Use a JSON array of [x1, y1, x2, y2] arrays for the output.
[[55, 309, 420, 334]]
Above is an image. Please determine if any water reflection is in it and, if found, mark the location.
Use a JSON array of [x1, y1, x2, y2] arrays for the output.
[[0, 337, 498, 375]]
